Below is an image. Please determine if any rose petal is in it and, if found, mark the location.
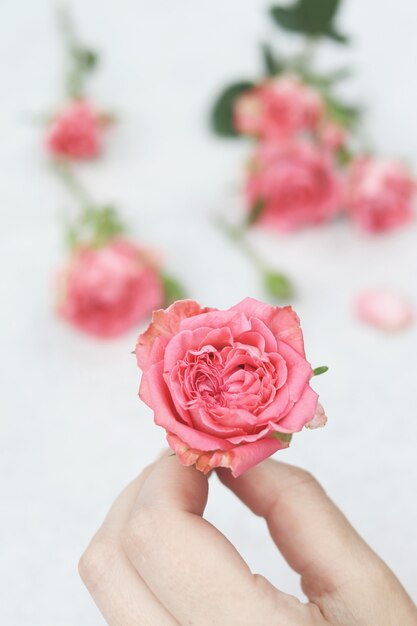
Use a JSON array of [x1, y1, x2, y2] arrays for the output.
[[143, 362, 234, 451], [305, 403, 328, 429], [273, 385, 318, 433], [166, 433, 289, 477], [232, 298, 305, 356], [355, 289, 414, 331], [136, 300, 209, 370]]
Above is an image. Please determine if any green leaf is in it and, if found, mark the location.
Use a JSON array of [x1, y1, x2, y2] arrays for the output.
[[261, 43, 285, 77], [297, 0, 341, 31], [73, 47, 99, 72], [263, 271, 294, 301], [269, 6, 303, 33], [270, 0, 348, 43], [271, 431, 293, 443], [161, 273, 186, 306], [313, 366, 329, 376], [246, 199, 266, 226], [211, 81, 255, 137], [325, 26, 349, 44], [325, 95, 361, 129]]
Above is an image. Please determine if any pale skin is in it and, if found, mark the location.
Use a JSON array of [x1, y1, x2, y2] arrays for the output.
[[79, 454, 417, 626]]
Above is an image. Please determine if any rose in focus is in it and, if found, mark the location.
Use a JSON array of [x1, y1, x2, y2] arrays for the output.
[[136, 298, 322, 477], [57, 239, 164, 338], [347, 158, 415, 233], [46, 101, 106, 160], [234, 75, 323, 139], [246, 141, 342, 231]]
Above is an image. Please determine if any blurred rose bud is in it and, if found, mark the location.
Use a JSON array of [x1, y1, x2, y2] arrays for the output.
[[346, 157, 415, 233], [56, 239, 164, 338], [320, 122, 347, 152], [246, 140, 342, 231], [46, 101, 105, 160], [234, 75, 323, 139]]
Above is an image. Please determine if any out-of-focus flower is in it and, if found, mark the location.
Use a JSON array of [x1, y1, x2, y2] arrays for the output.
[[355, 289, 414, 331], [346, 158, 415, 233], [233, 90, 264, 136], [57, 239, 164, 338], [320, 122, 347, 152], [46, 101, 105, 160], [135, 297, 322, 477], [246, 141, 342, 231], [234, 75, 323, 139]]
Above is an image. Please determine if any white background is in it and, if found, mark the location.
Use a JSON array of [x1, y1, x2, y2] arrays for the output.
[[1, 1, 417, 623]]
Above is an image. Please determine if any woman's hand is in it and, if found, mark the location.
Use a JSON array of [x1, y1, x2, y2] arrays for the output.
[[79, 454, 417, 625]]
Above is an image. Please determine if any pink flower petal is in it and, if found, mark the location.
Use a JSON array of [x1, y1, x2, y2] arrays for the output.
[[166, 433, 289, 477], [136, 300, 209, 370], [356, 289, 414, 331], [305, 403, 328, 429]]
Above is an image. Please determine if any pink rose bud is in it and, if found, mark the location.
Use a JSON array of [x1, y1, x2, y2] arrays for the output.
[[234, 90, 263, 136], [135, 297, 323, 477], [234, 75, 323, 139], [355, 289, 414, 331], [57, 239, 164, 338], [305, 403, 328, 429], [46, 101, 104, 160], [246, 140, 342, 231], [320, 122, 347, 152], [346, 157, 415, 233]]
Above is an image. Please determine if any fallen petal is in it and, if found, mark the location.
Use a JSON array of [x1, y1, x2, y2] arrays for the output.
[[356, 289, 414, 331]]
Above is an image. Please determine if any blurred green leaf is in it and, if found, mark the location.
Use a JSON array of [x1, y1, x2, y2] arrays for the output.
[[270, 0, 348, 43], [73, 47, 99, 71], [325, 95, 361, 129], [269, 6, 302, 32], [261, 43, 285, 77], [263, 270, 294, 301], [161, 273, 186, 306], [297, 0, 341, 31], [271, 431, 293, 443], [313, 365, 329, 376], [211, 81, 255, 137]]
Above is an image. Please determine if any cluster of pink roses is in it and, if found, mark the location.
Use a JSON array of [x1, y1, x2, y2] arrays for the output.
[[234, 75, 415, 234]]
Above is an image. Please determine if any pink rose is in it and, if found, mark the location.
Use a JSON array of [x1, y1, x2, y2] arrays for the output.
[[246, 141, 342, 231], [135, 297, 319, 477], [234, 76, 323, 139], [46, 101, 104, 160], [57, 239, 164, 338], [234, 90, 264, 136], [346, 158, 415, 233], [320, 122, 347, 152], [355, 289, 414, 331]]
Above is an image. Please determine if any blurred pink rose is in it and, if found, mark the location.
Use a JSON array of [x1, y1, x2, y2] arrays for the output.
[[57, 239, 164, 338], [320, 122, 347, 152], [356, 289, 414, 331], [46, 101, 104, 159], [347, 158, 415, 233], [234, 76, 323, 139], [135, 297, 319, 477], [234, 90, 263, 136], [246, 141, 342, 231]]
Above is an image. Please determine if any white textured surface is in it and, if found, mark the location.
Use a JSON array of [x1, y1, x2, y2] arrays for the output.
[[1, 1, 417, 623]]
